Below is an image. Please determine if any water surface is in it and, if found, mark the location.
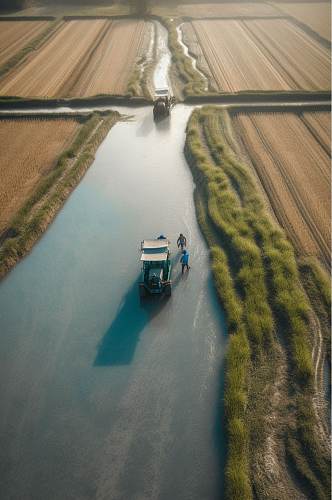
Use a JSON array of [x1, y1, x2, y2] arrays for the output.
[[0, 106, 227, 499]]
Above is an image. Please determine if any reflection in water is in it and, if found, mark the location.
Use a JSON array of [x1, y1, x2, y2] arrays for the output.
[[94, 279, 169, 366], [155, 115, 171, 132]]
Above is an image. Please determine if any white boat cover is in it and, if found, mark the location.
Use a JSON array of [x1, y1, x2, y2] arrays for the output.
[[141, 252, 169, 261]]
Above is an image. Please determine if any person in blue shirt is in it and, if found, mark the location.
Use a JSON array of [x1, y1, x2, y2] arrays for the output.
[[180, 249, 190, 274]]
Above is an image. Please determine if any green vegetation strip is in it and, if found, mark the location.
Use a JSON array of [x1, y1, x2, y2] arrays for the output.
[[185, 107, 330, 499], [0, 111, 120, 280], [0, 18, 62, 79], [160, 17, 207, 96]]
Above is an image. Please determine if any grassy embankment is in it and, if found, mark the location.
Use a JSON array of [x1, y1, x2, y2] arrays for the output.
[[160, 17, 207, 97], [185, 107, 330, 499], [0, 111, 120, 279], [0, 17, 61, 79], [127, 21, 156, 100]]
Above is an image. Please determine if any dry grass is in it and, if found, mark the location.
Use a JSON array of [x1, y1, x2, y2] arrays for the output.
[[0, 117, 79, 232]]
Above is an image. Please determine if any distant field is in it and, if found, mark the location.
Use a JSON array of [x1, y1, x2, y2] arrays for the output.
[[273, 2, 331, 41], [231, 111, 331, 265], [0, 19, 152, 98], [152, 1, 280, 17], [182, 18, 330, 92], [0, 20, 50, 67], [0, 118, 79, 232]]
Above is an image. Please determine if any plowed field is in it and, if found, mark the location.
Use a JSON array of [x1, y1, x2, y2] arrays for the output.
[[183, 19, 330, 91], [0, 118, 79, 232], [232, 111, 331, 265], [152, 2, 280, 17], [0, 20, 151, 98], [0, 20, 50, 67], [273, 2, 331, 41]]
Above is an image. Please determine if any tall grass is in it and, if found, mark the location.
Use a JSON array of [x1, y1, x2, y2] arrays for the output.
[[185, 107, 329, 498], [160, 18, 206, 96]]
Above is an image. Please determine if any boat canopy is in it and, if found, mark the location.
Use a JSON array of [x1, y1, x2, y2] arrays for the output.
[[141, 252, 169, 262], [140, 238, 170, 262]]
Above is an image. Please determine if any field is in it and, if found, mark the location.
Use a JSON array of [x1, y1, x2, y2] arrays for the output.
[[182, 18, 330, 92], [231, 110, 331, 266], [0, 117, 80, 232], [0, 19, 152, 98], [0, 20, 50, 67], [273, 2, 331, 41], [152, 1, 280, 17]]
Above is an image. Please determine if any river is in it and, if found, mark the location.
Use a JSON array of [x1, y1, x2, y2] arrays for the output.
[[0, 104, 227, 499]]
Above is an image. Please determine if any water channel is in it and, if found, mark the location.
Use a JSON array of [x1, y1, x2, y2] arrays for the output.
[[0, 23, 228, 500], [0, 105, 227, 500]]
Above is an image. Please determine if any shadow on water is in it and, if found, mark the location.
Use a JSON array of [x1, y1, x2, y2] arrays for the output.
[[155, 115, 171, 133], [136, 112, 154, 137], [94, 278, 169, 366]]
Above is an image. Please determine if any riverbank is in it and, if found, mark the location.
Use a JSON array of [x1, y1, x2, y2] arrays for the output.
[[184, 106, 331, 499], [0, 110, 120, 279]]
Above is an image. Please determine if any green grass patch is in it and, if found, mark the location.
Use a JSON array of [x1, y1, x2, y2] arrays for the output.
[[185, 106, 329, 498], [160, 17, 207, 97]]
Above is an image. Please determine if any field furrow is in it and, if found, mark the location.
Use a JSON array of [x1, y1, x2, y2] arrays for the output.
[[273, 2, 331, 41], [302, 111, 331, 155], [232, 111, 331, 265], [244, 19, 330, 90], [0, 21, 50, 67], [185, 18, 330, 92], [0, 20, 151, 98]]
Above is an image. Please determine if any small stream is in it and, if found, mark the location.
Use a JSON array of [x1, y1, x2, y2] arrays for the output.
[[153, 21, 172, 92], [176, 23, 209, 92]]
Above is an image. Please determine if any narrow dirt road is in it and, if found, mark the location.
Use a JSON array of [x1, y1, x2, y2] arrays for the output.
[[0, 106, 226, 500]]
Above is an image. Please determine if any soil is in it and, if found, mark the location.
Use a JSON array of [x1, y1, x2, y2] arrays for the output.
[[0, 20, 50, 67], [273, 2, 331, 41], [232, 111, 331, 267], [182, 18, 330, 92], [0, 19, 152, 98]]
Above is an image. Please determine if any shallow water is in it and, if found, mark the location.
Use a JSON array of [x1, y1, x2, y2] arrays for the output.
[[153, 21, 172, 92], [0, 106, 227, 500], [176, 23, 209, 91]]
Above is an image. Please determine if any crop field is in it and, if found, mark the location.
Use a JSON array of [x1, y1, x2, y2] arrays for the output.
[[0, 20, 50, 67], [182, 18, 330, 92], [231, 110, 331, 266], [0, 117, 79, 232], [152, 1, 280, 17], [273, 2, 331, 41], [0, 19, 152, 98]]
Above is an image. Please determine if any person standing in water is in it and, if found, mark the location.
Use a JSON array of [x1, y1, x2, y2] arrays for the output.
[[180, 249, 190, 274], [177, 233, 187, 250]]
